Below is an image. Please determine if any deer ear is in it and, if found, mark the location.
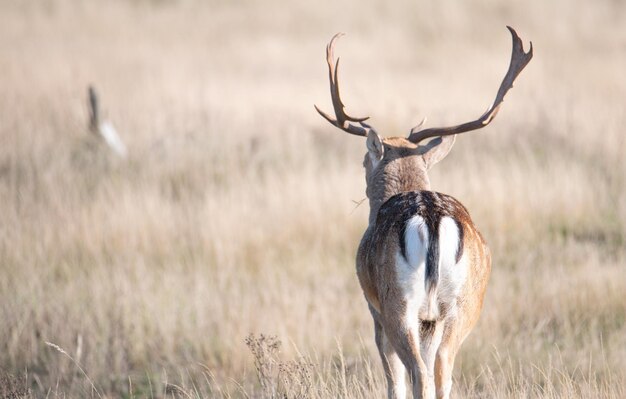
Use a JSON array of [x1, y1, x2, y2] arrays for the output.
[[421, 135, 456, 169], [366, 130, 384, 164]]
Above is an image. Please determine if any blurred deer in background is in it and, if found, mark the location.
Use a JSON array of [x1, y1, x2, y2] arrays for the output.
[[88, 86, 127, 158], [315, 27, 532, 399]]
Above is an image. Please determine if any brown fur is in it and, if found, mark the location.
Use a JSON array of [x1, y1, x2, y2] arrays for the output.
[[356, 135, 491, 399], [315, 28, 531, 398]]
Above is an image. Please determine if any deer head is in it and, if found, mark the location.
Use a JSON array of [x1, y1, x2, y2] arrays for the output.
[[315, 27, 533, 224]]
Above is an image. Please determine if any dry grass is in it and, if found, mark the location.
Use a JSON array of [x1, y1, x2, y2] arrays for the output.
[[1, 0, 625, 397]]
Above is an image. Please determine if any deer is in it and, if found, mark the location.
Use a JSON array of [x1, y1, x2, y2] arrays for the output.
[[88, 86, 127, 158], [315, 27, 532, 399]]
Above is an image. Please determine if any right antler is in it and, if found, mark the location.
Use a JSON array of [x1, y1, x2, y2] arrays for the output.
[[407, 26, 533, 144], [314, 33, 372, 137]]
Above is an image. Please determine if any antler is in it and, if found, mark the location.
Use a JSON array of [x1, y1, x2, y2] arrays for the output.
[[88, 86, 100, 133], [408, 26, 533, 144], [314, 33, 372, 137]]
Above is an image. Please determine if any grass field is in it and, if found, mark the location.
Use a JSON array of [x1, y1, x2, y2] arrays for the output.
[[1, 0, 625, 397]]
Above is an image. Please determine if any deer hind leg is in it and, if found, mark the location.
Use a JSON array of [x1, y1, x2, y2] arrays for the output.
[[382, 316, 432, 399], [373, 311, 406, 399], [434, 337, 459, 399], [419, 320, 445, 399]]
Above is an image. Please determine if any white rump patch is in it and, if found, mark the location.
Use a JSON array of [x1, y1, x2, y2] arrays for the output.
[[436, 217, 467, 316], [396, 215, 468, 325], [396, 216, 428, 328], [403, 216, 428, 271], [438, 217, 460, 269]]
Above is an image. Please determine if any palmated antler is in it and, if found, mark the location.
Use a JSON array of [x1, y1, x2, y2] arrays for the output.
[[408, 26, 533, 143], [314, 33, 372, 137]]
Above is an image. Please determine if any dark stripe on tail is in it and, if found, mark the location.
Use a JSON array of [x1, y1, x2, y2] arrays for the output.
[[426, 220, 440, 296], [420, 192, 441, 297]]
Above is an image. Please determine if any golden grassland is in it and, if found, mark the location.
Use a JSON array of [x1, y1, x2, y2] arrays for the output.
[[1, 0, 625, 397]]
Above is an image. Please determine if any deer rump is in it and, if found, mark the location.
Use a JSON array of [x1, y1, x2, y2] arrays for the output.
[[378, 191, 469, 323]]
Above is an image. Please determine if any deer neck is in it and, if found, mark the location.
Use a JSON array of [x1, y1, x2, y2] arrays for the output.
[[366, 158, 431, 225]]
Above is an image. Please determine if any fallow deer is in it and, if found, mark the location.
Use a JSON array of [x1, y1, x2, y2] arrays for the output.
[[88, 86, 127, 158], [315, 27, 532, 398]]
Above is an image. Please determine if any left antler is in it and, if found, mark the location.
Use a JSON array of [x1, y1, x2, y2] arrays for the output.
[[314, 33, 372, 137]]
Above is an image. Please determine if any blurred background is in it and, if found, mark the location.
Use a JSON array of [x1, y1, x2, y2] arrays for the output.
[[1, 0, 625, 397]]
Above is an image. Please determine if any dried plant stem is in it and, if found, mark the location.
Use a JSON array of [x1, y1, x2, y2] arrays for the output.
[[45, 342, 102, 399]]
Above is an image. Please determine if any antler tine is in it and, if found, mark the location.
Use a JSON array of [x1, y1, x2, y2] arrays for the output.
[[314, 33, 371, 137], [408, 26, 533, 144]]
